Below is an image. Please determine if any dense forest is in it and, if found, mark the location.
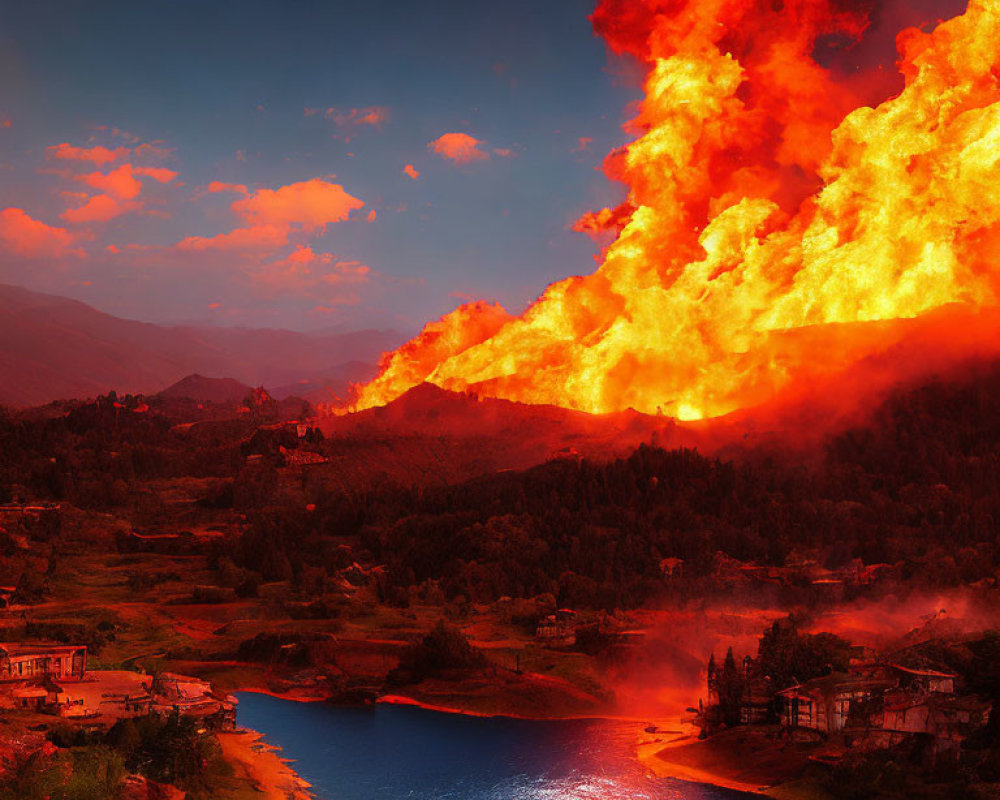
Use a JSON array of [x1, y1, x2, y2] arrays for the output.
[[0, 360, 998, 613]]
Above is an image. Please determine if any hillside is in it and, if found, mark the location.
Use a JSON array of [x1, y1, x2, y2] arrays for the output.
[[0, 283, 403, 407], [157, 375, 255, 405]]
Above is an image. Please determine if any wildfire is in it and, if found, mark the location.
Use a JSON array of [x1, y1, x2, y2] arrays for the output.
[[353, 0, 999, 421]]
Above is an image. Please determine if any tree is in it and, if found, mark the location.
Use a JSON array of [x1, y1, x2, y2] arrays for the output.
[[757, 617, 851, 689], [62, 746, 125, 800], [387, 620, 486, 687], [717, 647, 743, 727]]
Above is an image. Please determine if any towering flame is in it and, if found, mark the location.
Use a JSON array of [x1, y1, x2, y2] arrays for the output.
[[353, 0, 1000, 421]]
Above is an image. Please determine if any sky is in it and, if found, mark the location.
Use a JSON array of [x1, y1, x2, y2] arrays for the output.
[[0, 0, 639, 332]]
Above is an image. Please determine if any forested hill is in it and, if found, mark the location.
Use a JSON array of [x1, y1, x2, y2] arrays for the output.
[[0, 359, 998, 612]]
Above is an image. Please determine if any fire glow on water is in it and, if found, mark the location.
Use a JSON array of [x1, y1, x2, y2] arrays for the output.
[[350, 0, 1000, 421]]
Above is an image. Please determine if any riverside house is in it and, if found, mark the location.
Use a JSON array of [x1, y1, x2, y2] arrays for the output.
[[0, 643, 87, 682]]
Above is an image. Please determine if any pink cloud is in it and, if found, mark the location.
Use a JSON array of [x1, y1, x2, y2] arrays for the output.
[[428, 133, 489, 164], [48, 143, 129, 165], [133, 142, 175, 160], [253, 245, 373, 305], [77, 164, 142, 199], [322, 259, 370, 285], [306, 106, 390, 129], [62, 162, 177, 223], [492, 147, 515, 158], [134, 166, 178, 183], [174, 179, 362, 257], [0, 208, 85, 258], [367, 209, 377, 222], [574, 136, 593, 152], [403, 164, 420, 180], [1, 119, 10, 129], [231, 178, 363, 231], [206, 181, 249, 195], [62, 194, 142, 224], [177, 224, 289, 252]]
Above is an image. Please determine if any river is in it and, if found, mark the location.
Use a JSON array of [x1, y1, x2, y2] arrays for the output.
[[235, 692, 757, 800]]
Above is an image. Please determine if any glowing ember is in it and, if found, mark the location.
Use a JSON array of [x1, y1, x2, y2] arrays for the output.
[[353, 1, 1000, 421]]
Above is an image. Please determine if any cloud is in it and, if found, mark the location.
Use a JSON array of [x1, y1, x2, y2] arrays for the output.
[[134, 166, 178, 183], [0, 208, 84, 258], [174, 178, 362, 258], [252, 245, 373, 304], [492, 148, 515, 158], [133, 142, 175, 161], [62, 163, 175, 224], [1, 119, 10, 129], [367, 209, 377, 222], [77, 164, 142, 199], [62, 194, 142, 224], [403, 164, 420, 180], [574, 136, 593, 152], [176, 224, 289, 252], [48, 136, 175, 171], [48, 143, 129, 165], [231, 178, 363, 231], [428, 133, 489, 164], [305, 106, 390, 129], [109, 127, 141, 144], [206, 181, 249, 195]]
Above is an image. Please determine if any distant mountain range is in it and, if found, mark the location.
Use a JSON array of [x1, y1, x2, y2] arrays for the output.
[[0, 283, 403, 407]]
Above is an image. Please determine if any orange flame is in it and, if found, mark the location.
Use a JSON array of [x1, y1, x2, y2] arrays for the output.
[[353, 1, 1000, 421]]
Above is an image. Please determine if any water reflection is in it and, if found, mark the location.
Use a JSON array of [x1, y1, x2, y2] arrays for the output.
[[235, 693, 751, 800]]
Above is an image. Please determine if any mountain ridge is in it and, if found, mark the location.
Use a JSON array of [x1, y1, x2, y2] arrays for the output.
[[0, 283, 403, 407]]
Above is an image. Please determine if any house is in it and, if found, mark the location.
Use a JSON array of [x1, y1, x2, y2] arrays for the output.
[[851, 663, 956, 695], [659, 557, 684, 578], [776, 671, 897, 734], [774, 659, 984, 758], [741, 672, 775, 725], [153, 673, 237, 730], [850, 689, 993, 761], [11, 684, 51, 710], [0, 643, 86, 682], [536, 610, 578, 647]]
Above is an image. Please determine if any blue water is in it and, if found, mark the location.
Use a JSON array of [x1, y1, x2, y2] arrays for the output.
[[235, 693, 755, 800]]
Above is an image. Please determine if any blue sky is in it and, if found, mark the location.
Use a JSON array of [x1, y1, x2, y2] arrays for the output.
[[0, 0, 639, 332]]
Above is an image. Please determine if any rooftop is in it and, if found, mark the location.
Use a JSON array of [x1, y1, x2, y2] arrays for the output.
[[0, 642, 86, 657]]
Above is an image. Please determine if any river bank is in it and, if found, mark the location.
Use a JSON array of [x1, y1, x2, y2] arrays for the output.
[[228, 686, 794, 799], [218, 728, 314, 800], [233, 692, 762, 800]]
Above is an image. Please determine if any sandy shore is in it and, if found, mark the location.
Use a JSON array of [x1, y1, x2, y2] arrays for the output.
[[638, 735, 767, 794], [638, 725, 820, 797], [218, 728, 314, 800]]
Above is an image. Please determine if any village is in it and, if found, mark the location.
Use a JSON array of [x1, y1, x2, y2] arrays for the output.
[[0, 503, 235, 728], [0, 640, 236, 730], [700, 618, 995, 769]]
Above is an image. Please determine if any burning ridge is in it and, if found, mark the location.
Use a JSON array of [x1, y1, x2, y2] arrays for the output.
[[351, 0, 999, 422]]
